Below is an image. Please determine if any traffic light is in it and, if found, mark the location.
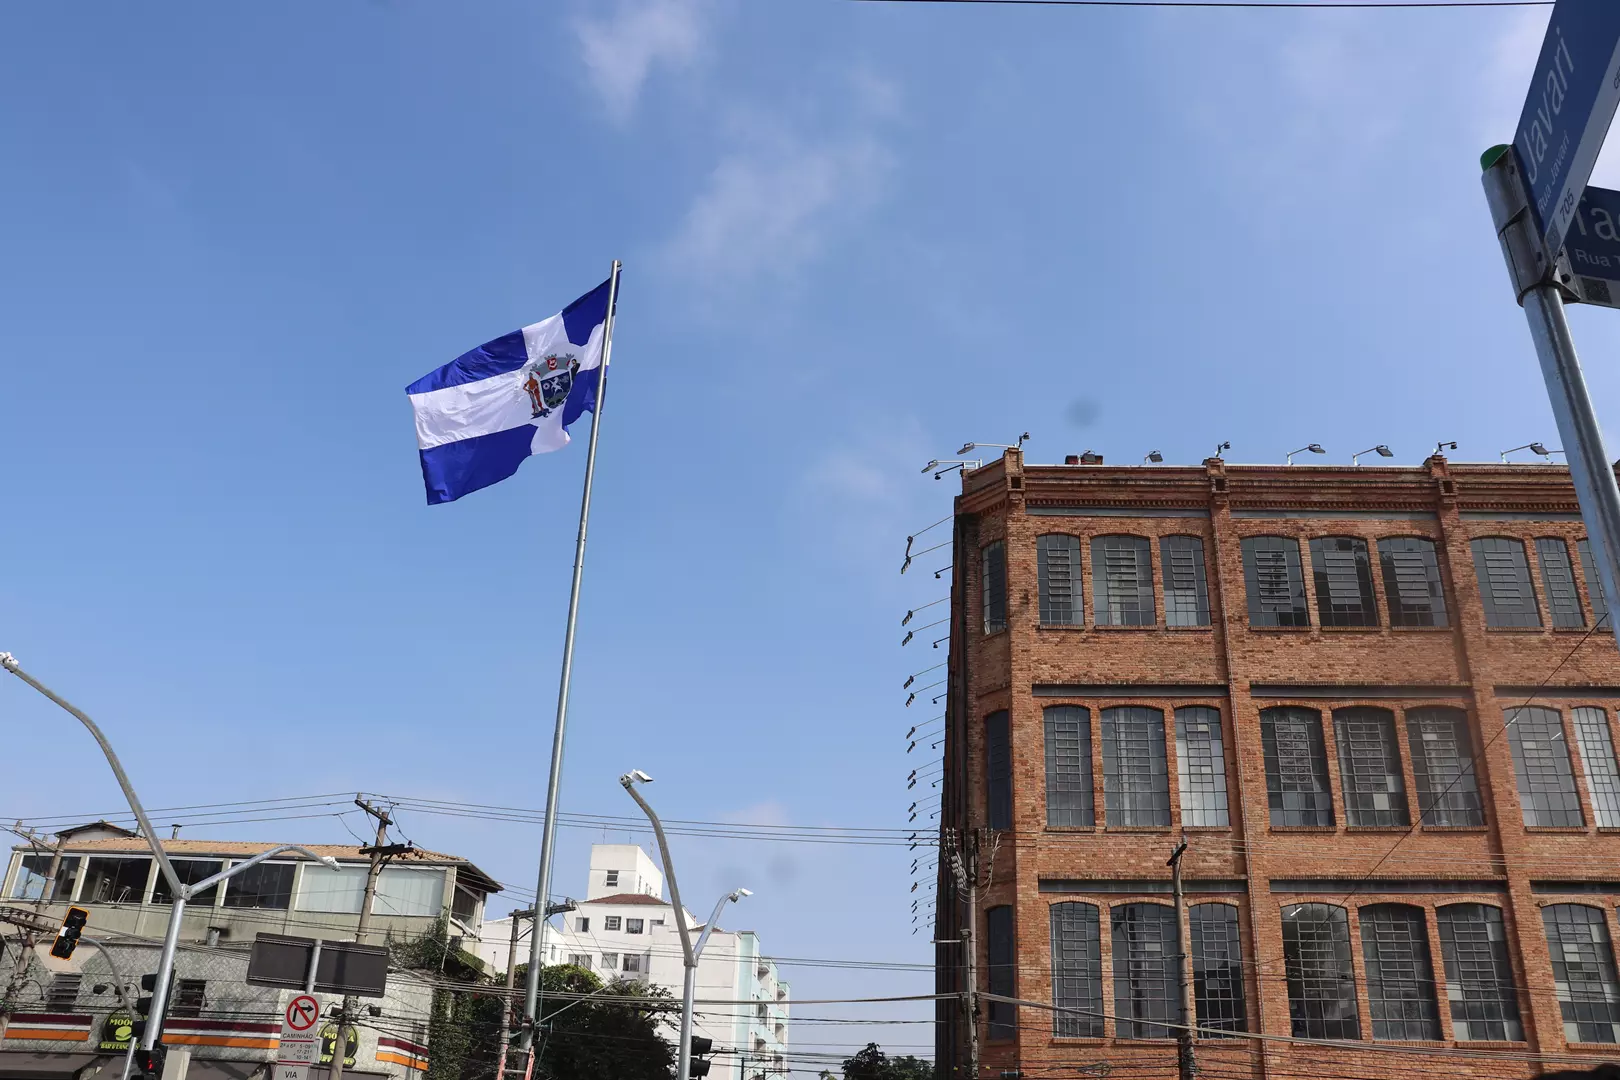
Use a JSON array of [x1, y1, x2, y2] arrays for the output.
[[689, 1036, 713, 1078], [134, 1046, 166, 1080], [132, 971, 175, 1043], [49, 906, 88, 959]]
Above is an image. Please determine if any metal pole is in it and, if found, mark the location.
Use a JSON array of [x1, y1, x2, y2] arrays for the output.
[[620, 776, 697, 1080], [0, 655, 182, 896], [678, 962, 697, 1080], [1483, 147, 1620, 646], [1168, 838, 1193, 1080], [522, 261, 623, 1055], [494, 910, 532, 1080], [330, 803, 390, 1080], [142, 895, 185, 1053]]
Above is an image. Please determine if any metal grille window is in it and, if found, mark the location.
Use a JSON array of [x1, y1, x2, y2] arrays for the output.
[[1092, 535, 1155, 626], [1050, 901, 1103, 1038], [1175, 706, 1230, 827], [1190, 903, 1246, 1034], [1310, 537, 1379, 627], [1472, 537, 1541, 628], [1359, 904, 1440, 1040], [1161, 535, 1210, 627], [1112, 903, 1177, 1039], [1573, 707, 1620, 828], [1038, 534, 1083, 626], [1436, 904, 1522, 1041], [1506, 706, 1584, 827], [1537, 537, 1587, 629], [1044, 706, 1095, 827], [1579, 539, 1610, 626], [1261, 707, 1335, 827], [1281, 904, 1360, 1039], [1543, 904, 1620, 1043], [986, 711, 1012, 831], [1242, 537, 1309, 627], [1405, 707, 1484, 827], [982, 541, 1007, 635], [1378, 537, 1448, 628], [1333, 708, 1410, 827], [986, 905, 1016, 1039], [1101, 706, 1170, 827], [45, 974, 82, 1012], [172, 979, 207, 1019]]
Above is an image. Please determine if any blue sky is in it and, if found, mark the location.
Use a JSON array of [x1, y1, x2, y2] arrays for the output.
[[1, 0, 1615, 1067]]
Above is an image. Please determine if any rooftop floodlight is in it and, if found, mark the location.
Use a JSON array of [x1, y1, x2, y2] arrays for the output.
[[957, 433, 1030, 456], [1144, 450, 1163, 464], [1352, 445, 1393, 465], [920, 460, 939, 474], [1501, 442, 1551, 462], [1530, 442, 1551, 457], [1214, 440, 1231, 459], [1286, 444, 1326, 465], [1436, 440, 1458, 455]]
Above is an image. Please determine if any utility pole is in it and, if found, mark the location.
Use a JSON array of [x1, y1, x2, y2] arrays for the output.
[[946, 828, 979, 1080], [330, 798, 406, 1080], [1167, 838, 1194, 1080], [493, 908, 535, 1080], [1, 822, 65, 1041]]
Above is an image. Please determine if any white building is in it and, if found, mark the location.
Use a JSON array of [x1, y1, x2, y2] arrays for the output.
[[479, 845, 789, 1080]]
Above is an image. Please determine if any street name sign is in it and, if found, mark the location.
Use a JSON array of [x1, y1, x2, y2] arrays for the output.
[[1514, 0, 1620, 259], [1565, 185, 1620, 306], [275, 994, 321, 1080]]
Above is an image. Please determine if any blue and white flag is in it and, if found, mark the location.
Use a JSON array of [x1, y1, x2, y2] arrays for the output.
[[407, 279, 613, 504]]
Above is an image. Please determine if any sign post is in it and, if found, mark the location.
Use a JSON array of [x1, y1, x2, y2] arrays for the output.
[[276, 994, 322, 1080], [1486, 0, 1620, 652]]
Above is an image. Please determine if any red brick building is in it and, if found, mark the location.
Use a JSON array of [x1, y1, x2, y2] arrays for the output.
[[934, 450, 1620, 1079]]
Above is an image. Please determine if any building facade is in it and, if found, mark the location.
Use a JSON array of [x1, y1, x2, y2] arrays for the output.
[[935, 450, 1620, 1080], [0, 828, 494, 1080], [478, 844, 790, 1080]]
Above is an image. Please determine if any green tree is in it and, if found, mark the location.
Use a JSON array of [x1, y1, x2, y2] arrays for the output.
[[842, 1043, 934, 1080], [534, 963, 676, 1080]]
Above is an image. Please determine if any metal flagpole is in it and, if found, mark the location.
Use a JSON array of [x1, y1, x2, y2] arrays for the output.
[[518, 261, 622, 1072]]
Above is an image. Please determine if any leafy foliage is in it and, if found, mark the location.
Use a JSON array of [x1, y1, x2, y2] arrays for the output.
[[842, 1042, 935, 1080]]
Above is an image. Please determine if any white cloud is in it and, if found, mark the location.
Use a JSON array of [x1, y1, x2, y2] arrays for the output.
[[575, 0, 705, 119]]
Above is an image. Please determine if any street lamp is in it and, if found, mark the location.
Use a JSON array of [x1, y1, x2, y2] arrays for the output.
[[0, 654, 342, 1063], [1144, 450, 1163, 464], [1352, 445, 1394, 466], [620, 771, 749, 1080], [957, 434, 1029, 455], [1501, 442, 1553, 462], [1286, 444, 1325, 465]]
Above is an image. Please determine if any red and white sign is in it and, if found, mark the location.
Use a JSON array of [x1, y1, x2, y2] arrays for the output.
[[276, 994, 321, 1080]]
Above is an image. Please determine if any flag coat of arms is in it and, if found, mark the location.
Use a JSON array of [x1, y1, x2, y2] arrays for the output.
[[406, 279, 612, 504]]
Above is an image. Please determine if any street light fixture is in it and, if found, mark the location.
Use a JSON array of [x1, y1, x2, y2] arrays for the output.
[[1501, 442, 1553, 462], [957, 434, 1029, 456], [1144, 450, 1163, 464], [1353, 445, 1394, 466], [1286, 444, 1326, 465]]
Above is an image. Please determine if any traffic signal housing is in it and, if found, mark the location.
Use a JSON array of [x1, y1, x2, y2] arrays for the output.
[[689, 1036, 714, 1078], [134, 1046, 166, 1080], [49, 907, 88, 959], [133, 971, 175, 1043]]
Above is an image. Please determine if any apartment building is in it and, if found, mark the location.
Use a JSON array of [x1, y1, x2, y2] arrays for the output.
[[479, 844, 790, 1080], [935, 449, 1620, 1080]]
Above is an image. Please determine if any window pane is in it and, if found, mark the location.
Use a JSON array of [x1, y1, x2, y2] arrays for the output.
[[153, 859, 224, 906], [1092, 535, 1155, 626], [1161, 536, 1211, 627], [1281, 904, 1360, 1039], [1436, 904, 1522, 1042], [1045, 706, 1094, 828], [1537, 538, 1587, 629], [222, 862, 294, 909], [1506, 706, 1584, 827], [1405, 708, 1484, 827], [1175, 707, 1229, 827], [8, 854, 52, 901], [1472, 538, 1541, 628], [1333, 708, 1409, 827], [1038, 535, 1082, 626], [374, 867, 445, 917], [79, 857, 151, 905], [1379, 538, 1448, 628], [1190, 904, 1246, 1035], [982, 541, 1007, 635], [1242, 537, 1309, 627], [172, 979, 206, 1019], [1101, 707, 1170, 827], [1050, 902, 1103, 1038], [986, 711, 1012, 831], [1543, 904, 1620, 1043], [1579, 539, 1610, 626], [1572, 708, 1620, 830], [1112, 904, 1177, 1039], [1359, 904, 1440, 1040], [1310, 537, 1379, 627], [1261, 708, 1335, 827], [986, 905, 1016, 1039]]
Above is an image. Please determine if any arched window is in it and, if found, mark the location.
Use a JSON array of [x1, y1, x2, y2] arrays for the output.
[[1189, 903, 1245, 1034], [1242, 536, 1308, 627], [981, 541, 1007, 634], [985, 711, 1011, 831], [1281, 903, 1359, 1039], [1112, 903, 1177, 1039], [1310, 536, 1378, 627], [986, 905, 1016, 1039], [1542, 904, 1620, 1043], [1175, 707, 1229, 827], [1044, 706, 1094, 827], [1050, 901, 1102, 1038], [1101, 707, 1169, 826], [1261, 708, 1334, 827], [1092, 535, 1154, 626], [1333, 707, 1409, 827], [1471, 537, 1540, 628], [1037, 534, 1082, 625], [1359, 904, 1439, 1040], [1378, 537, 1447, 627], [1505, 705, 1583, 827], [1160, 536, 1210, 626], [1435, 904, 1521, 1042], [1405, 708, 1483, 827]]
